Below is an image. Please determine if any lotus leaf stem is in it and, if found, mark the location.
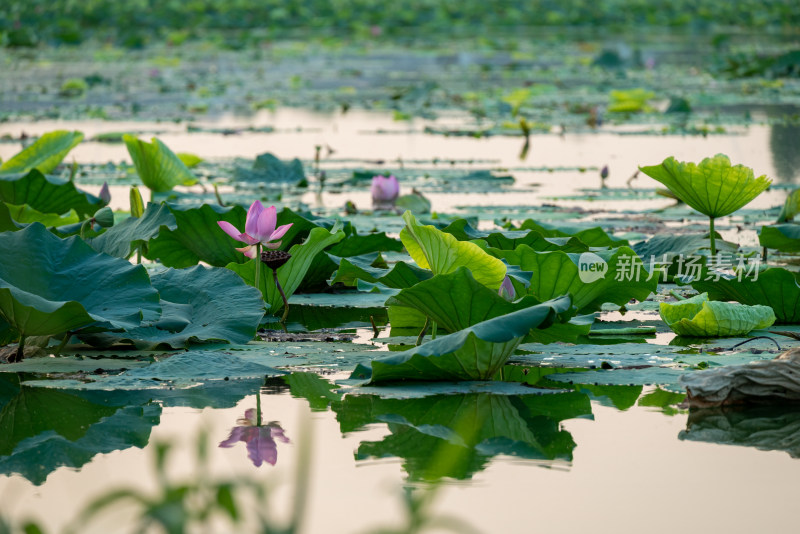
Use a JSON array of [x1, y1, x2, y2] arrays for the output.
[[273, 269, 289, 324], [13, 335, 25, 363], [709, 216, 716, 257], [213, 183, 226, 207], [416, 317, 430, 346], [53, 331, 72, 356], [370, 315, 379, 338], [729, 336, 782, 351]]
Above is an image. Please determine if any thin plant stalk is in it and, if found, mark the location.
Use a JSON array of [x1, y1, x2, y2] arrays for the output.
[[272, 269, 289, 324], [14, 334, 25, 363], [709, 216, 716, 257], [416, 316, 430, 346], [53, 331, 72, 356]]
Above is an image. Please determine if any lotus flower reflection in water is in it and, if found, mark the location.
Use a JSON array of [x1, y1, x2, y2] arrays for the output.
[[219, 408, 290, 467]]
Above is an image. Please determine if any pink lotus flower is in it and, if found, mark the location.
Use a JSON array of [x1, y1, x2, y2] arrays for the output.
[[371, 174, 399, 210], [219, 408, 290, 467], [218, 201, 292, 258]]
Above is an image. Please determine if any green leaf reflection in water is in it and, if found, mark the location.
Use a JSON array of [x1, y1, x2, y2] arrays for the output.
[[0, 374, 161, 485], [333, 390, 592, 481]]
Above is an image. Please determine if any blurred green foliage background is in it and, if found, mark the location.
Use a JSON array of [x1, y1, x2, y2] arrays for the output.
[[2, 0, 798, 48]]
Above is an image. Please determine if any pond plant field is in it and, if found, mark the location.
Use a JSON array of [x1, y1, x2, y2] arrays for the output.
[[2, 2, 800, 533]]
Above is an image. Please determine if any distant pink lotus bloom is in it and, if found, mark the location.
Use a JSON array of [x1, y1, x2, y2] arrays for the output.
[[219, 408, 290, 467], [218, 201, 293, 258], [371, 174, 399, 210]]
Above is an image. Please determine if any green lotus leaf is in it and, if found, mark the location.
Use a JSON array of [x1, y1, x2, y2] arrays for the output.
[[759, 224, 800, 253], [227, 226, 345, 315], [88, 203, 177, 259], [515, 219, 628, 247], [79, 266, 264, 349], [639, 154, 771, 218], [176, 152, 203, 168], [441, 218, 590, 252], [145, 203, 248, 267], [399, 211, 506, 290], [689, 268, 800, 324], [660, 293, 775, 337], [123, 135, 197, 193], [234, 152, 305, 183], [300, 230, 403, 291], [0, 130, 84, 175], [0, 223, 161, 339], [385, 266, 551, 333], [491, 245, 656, 314], [4, 204, 80, 227], [329, 254, 432, 288], [0, 169, 106, 218], [0, 203, 18, 232], [777, 188, 800, 222], [369, 296, 572, 383]]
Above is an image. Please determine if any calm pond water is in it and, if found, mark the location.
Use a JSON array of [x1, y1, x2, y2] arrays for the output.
[[3, 384, 800, 534], [1, 109, 800, 533]]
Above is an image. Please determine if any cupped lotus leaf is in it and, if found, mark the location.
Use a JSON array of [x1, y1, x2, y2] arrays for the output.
[[369, 296, 572, 382], [759, 224, 800, 253], [145, 203, 248, 267], [399, 211, 506, 290], [689, 268, 800, 324], [227, 226, 345, 315], [79, 266, 264, 349], [123, 135, 197, 193], [491, 245, 656, 314], [0, 223, 161, 337], [0, 130, 84, 175], [660, 293, 775, 337], [639, 154, 772, 218], [0, 169, 106, 218], [88, 203, 177, 259], [385, 266, 554, 333], [329, 254, 432, 288]]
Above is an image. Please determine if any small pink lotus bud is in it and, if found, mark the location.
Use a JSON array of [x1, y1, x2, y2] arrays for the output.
[[99, 181, 111, 204], [371, 174, 399, 211], [498, 276, 516, 301]]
